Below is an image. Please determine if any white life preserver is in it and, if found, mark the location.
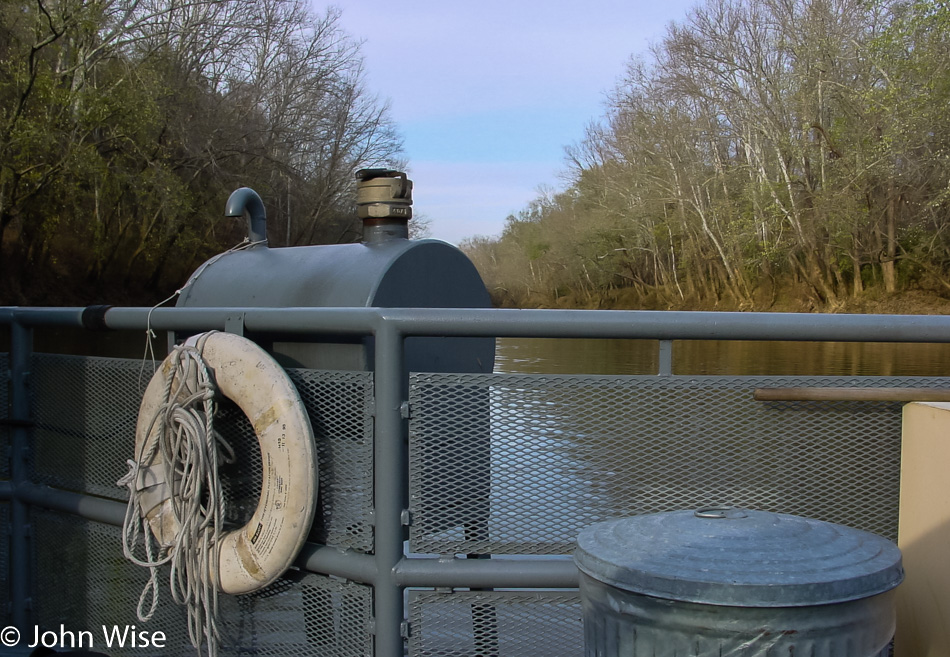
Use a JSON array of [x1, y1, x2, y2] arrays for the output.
[[133, 331, 317, 595]]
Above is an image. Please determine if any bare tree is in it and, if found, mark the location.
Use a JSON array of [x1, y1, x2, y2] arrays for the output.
[[0, 0, 403, 303]]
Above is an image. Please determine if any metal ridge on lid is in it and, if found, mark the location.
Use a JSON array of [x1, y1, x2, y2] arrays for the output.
[[574, 508, 903, 607]]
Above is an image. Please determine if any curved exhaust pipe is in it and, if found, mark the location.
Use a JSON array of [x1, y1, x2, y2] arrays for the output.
[[225, 187, 267, 245]]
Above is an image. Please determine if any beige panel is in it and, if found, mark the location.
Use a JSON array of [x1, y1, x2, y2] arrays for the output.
[[897, 401, 950, 657]]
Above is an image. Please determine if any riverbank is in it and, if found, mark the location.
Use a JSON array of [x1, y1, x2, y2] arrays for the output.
[[499, 287, 950, 315]]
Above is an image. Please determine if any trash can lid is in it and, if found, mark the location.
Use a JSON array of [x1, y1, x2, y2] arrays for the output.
[[574, 508, 903, 607]]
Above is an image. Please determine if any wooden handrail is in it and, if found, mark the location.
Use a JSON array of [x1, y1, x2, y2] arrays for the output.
[[753, 387, 950, 402]]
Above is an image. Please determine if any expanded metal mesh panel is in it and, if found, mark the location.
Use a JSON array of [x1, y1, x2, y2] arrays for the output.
[[408, 374, 931, 555], [1, 355, 11, 621], [31, 354, 142, 498], [0, 503, 8, 620], [297, 572, 375, 657], [1, 352, 9, 478], [289, 369, 374, 552], [32, 508, 189, 654], [193, 367, 375, 551], [29, 354, 374, 552], [32, 509, 373, 656], [409, 590, 583, 657]]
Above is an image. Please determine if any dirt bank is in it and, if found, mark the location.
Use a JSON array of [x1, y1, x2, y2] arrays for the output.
[[502, 287, 950, 315]]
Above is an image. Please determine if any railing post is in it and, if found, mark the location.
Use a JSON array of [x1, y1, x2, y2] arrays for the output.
[[658, 339, 673, 376], [9, 320, 32, 630], [373, 321, 407, 657]]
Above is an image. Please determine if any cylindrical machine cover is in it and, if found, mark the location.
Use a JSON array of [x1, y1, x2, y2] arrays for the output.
[[574, 508, 904, 656], [177, 238, 494, 372], [178, 231, 495, 547]]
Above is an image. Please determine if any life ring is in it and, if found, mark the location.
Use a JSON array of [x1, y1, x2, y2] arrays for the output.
[[133, 331, 317, 594]]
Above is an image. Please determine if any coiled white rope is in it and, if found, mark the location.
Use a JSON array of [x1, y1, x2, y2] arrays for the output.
[[118, 332, 235, 657]]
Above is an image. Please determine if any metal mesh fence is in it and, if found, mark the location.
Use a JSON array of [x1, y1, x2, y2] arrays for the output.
[[29, 354, 375, 552], [31, 354, 142, 499], [1, 352, 9, 478], [289, 368, 374, 552], [1, 353, 10, 623], [0, 502, 8, 622], [31, 508, 374, 656], [25, 353, 375, 655], [18, 351, 930, 656], [407, 373, 929, 555], [408, 590, 583, 657]]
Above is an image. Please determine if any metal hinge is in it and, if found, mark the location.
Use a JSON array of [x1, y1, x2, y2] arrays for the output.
[[400, 621, 412, 639], [400, 509, 413, 526], [399, 401, 411, 419]]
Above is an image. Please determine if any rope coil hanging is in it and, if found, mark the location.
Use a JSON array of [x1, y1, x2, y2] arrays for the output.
[[118, 332, 233, 657]]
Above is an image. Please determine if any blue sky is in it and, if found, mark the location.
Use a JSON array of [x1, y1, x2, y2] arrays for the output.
[[333, 0, 698, 245]]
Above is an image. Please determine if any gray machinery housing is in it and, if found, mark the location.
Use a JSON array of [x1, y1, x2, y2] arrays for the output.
[[177, 171, 495, 550], [176, 170, 495, 374]]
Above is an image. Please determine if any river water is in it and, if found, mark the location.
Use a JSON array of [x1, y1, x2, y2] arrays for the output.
[[6, 326, 950, 377], [494, 337, 950, 376], [430, 334, 950, 556]]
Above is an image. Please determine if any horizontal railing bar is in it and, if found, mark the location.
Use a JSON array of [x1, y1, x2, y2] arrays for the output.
[[0, 307, 87, 327], [379, 307, 950, 342], [296, 545, 378, 584], [16, 482, 127, 526], [755, 387, 950, 402], [105, 307, 383, 335], [394, 556, 579, 588], [10, 482, 576, 589], [5, 306, 950, 343], [13, 483, 382, 582], [0, 306, 383, 334]]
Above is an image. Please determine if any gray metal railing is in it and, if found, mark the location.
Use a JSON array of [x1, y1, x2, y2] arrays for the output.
[[4, 305, 950, 657]]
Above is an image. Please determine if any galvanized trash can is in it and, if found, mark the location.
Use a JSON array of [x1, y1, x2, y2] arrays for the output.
[[574, 508, 903, 656]]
